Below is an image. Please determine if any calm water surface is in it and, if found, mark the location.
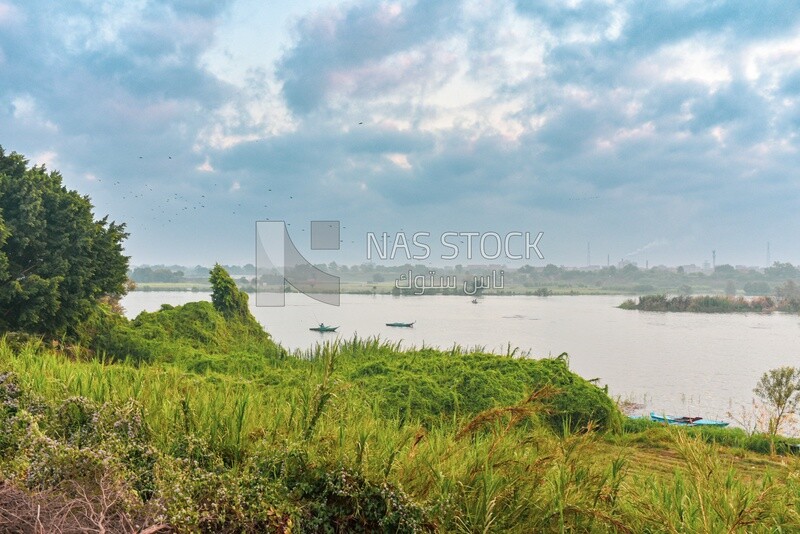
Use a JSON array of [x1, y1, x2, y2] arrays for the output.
[[122, 291, 800, 422]]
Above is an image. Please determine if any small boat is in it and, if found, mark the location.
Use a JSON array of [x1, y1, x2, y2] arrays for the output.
[[650, 412, 728, 427], [386, 321, 415, 328], [309, 323, 338, 333]]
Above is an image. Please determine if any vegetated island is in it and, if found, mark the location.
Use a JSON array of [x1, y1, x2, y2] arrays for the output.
[[619, 287, 800, 314], [4, 145, 800, 531]]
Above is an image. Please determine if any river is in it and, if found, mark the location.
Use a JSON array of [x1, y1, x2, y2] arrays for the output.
[[122, 291, 800, 424]]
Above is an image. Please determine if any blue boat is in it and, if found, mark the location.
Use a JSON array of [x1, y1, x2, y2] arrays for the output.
[[309, 323, 338, 333], [386, 321, 415, 328], [650, 412, 728, 427]]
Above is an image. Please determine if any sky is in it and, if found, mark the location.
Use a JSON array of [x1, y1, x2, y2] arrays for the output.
[[1, 0, 799, 268]]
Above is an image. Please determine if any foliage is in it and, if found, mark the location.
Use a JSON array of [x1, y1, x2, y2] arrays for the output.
[[744, 281, 772, 296], [0, 146, 129, 338], [620, 294, 782, 313], [725, 280, 737, 296], [343, 343, 616, 430], [210, 263, 250, 320], [130, 266, 185, 283], [3, 337, 800, 531], [754, 366, 800, 453], [80, 300, 280, 366]]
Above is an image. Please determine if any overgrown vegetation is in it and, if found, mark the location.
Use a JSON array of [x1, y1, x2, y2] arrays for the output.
[[2, 330, 800, 532], [619, 290, 800, 313]]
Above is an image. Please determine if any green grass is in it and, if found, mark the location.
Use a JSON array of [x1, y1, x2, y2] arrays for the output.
[[2, 299, 800, 532]]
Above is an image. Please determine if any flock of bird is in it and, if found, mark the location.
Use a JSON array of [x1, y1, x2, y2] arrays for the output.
[[94, 155, 355, 244]]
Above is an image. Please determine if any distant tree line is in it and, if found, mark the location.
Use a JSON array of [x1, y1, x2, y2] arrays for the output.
[[129, 260, 800, 296], [130, 266, 185, 283]]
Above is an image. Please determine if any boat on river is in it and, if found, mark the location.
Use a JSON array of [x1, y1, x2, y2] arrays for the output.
[[309, 323, 338, 333], [650, 412, 729, 427], [386, 321, 415, 328]]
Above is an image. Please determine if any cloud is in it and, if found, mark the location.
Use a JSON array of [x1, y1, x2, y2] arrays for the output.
[[1, 0, 799, 265], [277, 0, 463, 114]]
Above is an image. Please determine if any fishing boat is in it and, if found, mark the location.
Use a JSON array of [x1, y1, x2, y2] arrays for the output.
[[386, 321, 415, 328], [309, 323, 338, 333], [650, 412, 729, 427]]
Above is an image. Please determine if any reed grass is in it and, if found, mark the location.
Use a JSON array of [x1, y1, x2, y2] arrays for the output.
[[2, 330, 800, 531]]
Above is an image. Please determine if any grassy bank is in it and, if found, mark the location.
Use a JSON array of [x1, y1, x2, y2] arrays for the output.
[[2, 298, 800, 531]]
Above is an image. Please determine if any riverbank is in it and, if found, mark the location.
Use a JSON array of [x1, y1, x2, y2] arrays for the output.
[[3, 325, 800, 531]]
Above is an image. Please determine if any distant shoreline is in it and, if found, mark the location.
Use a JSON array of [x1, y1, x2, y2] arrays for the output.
[[131, 283, 762, 298]]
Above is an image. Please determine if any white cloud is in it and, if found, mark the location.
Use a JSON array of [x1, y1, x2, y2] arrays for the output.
[[197, 157, 214, 172], [31, 150, 58, 169], [639, 38, 733, 89], [11, 94, 58, 132], [386, 153, 411, 169], [743, 33, 800, 98]]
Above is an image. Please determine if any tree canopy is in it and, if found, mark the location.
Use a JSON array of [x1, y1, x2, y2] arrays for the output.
[[0, 146, 129, 337], [210, 263, 250, 320]]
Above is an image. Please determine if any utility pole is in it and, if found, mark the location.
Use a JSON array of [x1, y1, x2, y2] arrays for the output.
[[712, 250, 716, 270], [587, 242, 591, 266]]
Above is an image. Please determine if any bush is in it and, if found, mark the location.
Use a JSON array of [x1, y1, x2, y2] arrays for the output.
[[346, 347, 617, 430], [744, 281, 771, 296]]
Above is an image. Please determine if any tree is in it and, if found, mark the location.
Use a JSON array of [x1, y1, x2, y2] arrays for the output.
[[0, 216, 8, 283], [775, 280, 800, 300], [0, 146, 129, 338], [765, 262, 799, 280], [542, 264, 560, 277], [724, 280, 736, 296], [714, 264, 736, 276], [754, 366, 800, 454], [743, 281, 771, 296], [209, 264, 249, 320]]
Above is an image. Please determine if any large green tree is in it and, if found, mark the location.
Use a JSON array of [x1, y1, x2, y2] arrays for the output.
[[209, 263, 250, 320], [0, 146, 129, 337]]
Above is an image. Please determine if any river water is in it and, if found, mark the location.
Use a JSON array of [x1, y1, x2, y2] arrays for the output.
[[122, 291, 800, 423]]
